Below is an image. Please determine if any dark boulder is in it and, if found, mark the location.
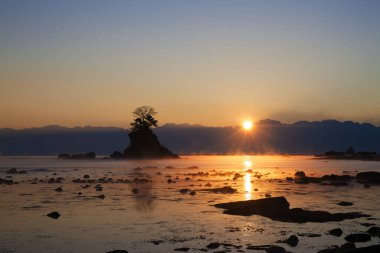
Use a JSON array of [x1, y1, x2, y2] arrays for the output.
[[279, 235, 299, 247], [106, 250, 128, 253], [47, 211, 60, 219], [322, 174, 352, 181], [206, 242, 221, 249], [174, 248, 190, 252], [215, 197, 369, 223], [356, 171, 380, 184], [367, 226, 380, 236], [318, 244, 380, 253], [329, 228, 343, 237], [246, 245, 286, 253], [215, 197, 290, 216], [337, 201, 353, 206], [344, 233, 371, 243]]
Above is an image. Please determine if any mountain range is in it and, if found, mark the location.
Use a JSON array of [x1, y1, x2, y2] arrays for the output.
[[1, 119, 380, 156]]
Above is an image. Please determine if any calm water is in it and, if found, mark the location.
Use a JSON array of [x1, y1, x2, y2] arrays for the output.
[[1, 155, 380, 253]]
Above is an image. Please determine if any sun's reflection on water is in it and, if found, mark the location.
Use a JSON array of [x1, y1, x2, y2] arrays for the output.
[[244, 157, 252, 200]]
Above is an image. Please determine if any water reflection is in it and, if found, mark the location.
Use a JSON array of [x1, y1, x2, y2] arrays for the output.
[[130, 181, 156, 212], [244, 157, 252, 200]]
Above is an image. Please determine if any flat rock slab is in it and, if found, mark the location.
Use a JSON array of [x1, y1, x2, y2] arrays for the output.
[[318, 244, 380, 253], [215, 197, 369, 223]]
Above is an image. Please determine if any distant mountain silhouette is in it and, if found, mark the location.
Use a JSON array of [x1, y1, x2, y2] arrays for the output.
[[1, 120, 380, 155]]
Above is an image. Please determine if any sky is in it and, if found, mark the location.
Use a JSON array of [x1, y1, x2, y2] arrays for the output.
[[1, 0, 380, 129]]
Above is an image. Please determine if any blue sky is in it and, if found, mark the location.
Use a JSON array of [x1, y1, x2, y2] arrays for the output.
[[1, 0, 380, 128]]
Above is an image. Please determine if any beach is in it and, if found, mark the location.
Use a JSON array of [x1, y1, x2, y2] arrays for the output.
[[1, 155, 379, 253]]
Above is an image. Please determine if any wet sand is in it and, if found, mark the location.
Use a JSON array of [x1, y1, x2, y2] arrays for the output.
[[1, 155, 380, 253]]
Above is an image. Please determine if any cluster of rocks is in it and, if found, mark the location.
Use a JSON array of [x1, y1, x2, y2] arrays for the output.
[[290, 171, 380, 186], [6, 168, 27, 174]]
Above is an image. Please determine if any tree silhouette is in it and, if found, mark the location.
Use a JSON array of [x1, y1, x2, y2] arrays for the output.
[[130, 106, 158, 132]]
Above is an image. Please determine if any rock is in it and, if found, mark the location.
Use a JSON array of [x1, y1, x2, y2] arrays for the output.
[[322, 174, 352, 181], [83, 175, 90, 179], [189, 191, 196, 196], [329, 181, 349, 187], [318, 244, 380, 253], [329, 228, 343, 237], [150, 240, 164, 245], [132, 188, 139, 194], [279, 235, 299, 247], [6, 168, 27, 174], [174, 248, 190, 252], [47, 211, 60, 219], [265, 193, 272, 198], [298, 232, 321, 237], [214, 197, 369, 223], [368, 226, 380, 236], [266, 246, 286, 253], [179, 188, 190, 194], [202, 186, 237, 194], [206, 242, 221, 249], [344, 233, 371, 243], [337, 201, 353, 206], [96, 194, 106, 199], [246, 245, 286, 253], [106, 250, 128, 253], [0, 178, 14, 185], [341, 243, 356, 249], [356, 171, 380, 184], [295, 171, 306, 178], [54, 187, 63, 192]]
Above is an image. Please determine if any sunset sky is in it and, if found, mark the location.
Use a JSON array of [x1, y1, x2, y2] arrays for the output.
[[1, 0, 380, 128]]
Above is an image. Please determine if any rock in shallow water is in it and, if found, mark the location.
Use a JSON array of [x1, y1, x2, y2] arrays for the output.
[[246, 245, 286, 253], [344, 233, 371, 243], [279, 235, 299, 247], [368, 226, 380, 236], [337, 201, 353, 206], [356, 171, 380, 184], [329, 228, 343, 237], [318, 244, 380, 253], [46, 211, 60, 219], [214, 197, 369, 223]]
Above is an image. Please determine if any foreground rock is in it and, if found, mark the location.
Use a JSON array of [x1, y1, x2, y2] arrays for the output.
[[214, 197, 369, 223], [106, 250, 128, 253], [246, 245, 287, 253], [46, 211, 61, 219], [278, 235, 299, 247], [318, 244, 380, 253], [344, 233, 371, 243], [329, 228, 343, 237], [356, 171, 380, 184]]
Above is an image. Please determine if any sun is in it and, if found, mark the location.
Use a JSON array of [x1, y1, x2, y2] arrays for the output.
[[242, 120, 253, 131]]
